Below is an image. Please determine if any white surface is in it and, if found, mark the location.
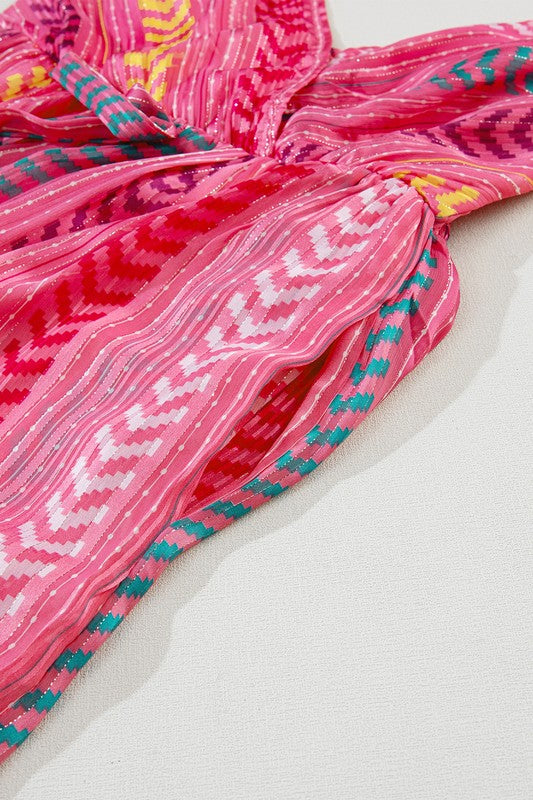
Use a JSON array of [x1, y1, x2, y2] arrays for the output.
[[1, 1, 532, 798]]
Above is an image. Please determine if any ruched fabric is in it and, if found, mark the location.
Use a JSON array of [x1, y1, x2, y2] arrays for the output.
[[0, 0, 531, 761]]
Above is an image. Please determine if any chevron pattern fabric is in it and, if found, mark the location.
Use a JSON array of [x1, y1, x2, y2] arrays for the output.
[[0, 0, 531, 762]]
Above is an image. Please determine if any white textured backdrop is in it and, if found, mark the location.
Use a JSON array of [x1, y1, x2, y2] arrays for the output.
[[1, 1, 532, 798]]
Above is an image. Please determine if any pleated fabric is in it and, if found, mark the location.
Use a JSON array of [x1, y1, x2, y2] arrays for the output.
[[0, 0, 531, 761]]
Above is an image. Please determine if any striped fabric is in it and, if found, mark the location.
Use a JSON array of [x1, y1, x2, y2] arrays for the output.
[[0, 0, 531, 762]]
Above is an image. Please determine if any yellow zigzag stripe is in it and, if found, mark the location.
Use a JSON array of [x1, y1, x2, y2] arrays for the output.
[[123, 48, 173, 102], [434, 185, 480, 217], [1, 66, 51, 101], [138, 0, 180, 13], [411, 174, 445, 190], [123, 49, 171, 75], [394, 171, 480, 218], [399, 156, 533, 190], [2, 74, 23, 101], [142, 6, 189, 31], [145, 18, 194, 43], [124, 51, 147, 67], [123, 0, 194, 102], [31, 66, 51, 89], [147, 54, 173, 101]]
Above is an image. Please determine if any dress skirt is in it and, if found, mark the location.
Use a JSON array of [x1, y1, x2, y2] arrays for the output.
[[0, 0, 531, 760]]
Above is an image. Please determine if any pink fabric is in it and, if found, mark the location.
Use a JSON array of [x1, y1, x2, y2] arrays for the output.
[[0, 0, 531, 761]]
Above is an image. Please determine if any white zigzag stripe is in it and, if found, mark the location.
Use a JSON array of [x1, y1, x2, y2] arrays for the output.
[[95, 425, 163, 461], [282, 247, 349, 277], [179, 350, 232, 376], [0, 556, 56, 581], [46, 491, 109, 533], [19, 521, 83, 556], [229, 272, 321, 338], [204, 325, 223, 348], [309, 217, 385, 261], [0, 592, 24, 617], [334, 203, 389, 231], [0, 525, 60, 581], [254, 269, 320, 308], [238, 313, 295, 338], [125, 403, 187, 431], [153, 373, 210, 405], [71, 456, 135, 498]]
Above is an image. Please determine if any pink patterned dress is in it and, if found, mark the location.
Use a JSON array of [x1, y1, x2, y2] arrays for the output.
[[0, 0, 531, 761]]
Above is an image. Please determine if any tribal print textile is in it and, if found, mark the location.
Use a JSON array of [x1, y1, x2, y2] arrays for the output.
[[0, 0, 532, 761]]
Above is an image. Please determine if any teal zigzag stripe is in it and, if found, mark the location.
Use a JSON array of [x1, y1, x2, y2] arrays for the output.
[[429, 74, 453, 91], [206, 499, 252, 520], [57, 59, 79, 86], [330, 391, 374, 414], [476, 48, 500, 85], [115, 575, 153, 598], [13, 689, 61, 713], [450, 59, 476, 89], [53, 648, 93, 673], [306, 424, 352, 447], [143, 540, 183, 562], [398, 271, 433, 293], [350, 357, 390, 384], [85, 84, 108, 107], [276, 450, 318, 475], [79, 145, 113, 166], [0, 176, 23, 197], [87, 611, 124, 634], [14, 157, 51, 184], [107, 110, 144, 135], [380, 298, 419, 318], [505, 45, 532, 94], [73, 73, 96, 100], [44, 148, 81, 174], [0, 724, 29, 748], [170, 517, 215, 539], [177, 127, 216, 150], [366, 325, 403, 351], [242, 477, 287, 497], [420, 248, 437, 267]]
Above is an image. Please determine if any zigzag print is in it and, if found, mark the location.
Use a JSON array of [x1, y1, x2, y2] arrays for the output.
[[121, 0, 195, 102], [0, 0, 531, 765]]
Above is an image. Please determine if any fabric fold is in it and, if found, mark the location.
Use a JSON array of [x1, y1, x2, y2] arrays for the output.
[[0, 0, 531, 763]]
